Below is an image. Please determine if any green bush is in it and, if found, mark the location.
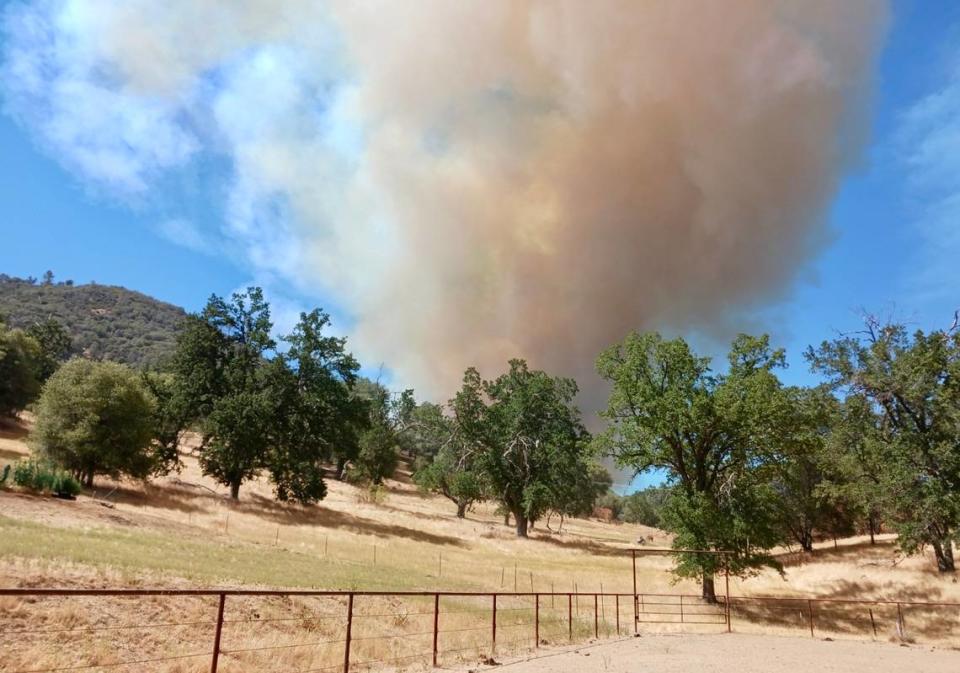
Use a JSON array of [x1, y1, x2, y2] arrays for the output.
[[0, 464, 10, 486], [31, 358, 156, 487], [11, 459, 81, 498]]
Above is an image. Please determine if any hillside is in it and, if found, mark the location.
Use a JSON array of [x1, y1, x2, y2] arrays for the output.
[[0, 274, 186, 367], [2, 420, 959, 672]]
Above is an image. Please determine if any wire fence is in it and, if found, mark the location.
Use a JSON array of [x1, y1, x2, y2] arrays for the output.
[[0, 589, 634, 673], [2, 588, 959, 673]]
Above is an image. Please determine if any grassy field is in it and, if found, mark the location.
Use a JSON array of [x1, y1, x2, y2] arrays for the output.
[[1, 415, 959, 672]]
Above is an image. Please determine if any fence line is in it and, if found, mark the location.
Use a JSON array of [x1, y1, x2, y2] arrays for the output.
[[2, 588, 960, 673]]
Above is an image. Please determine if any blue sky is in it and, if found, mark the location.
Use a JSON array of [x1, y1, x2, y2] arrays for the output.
[[1, 1, 958, 491]]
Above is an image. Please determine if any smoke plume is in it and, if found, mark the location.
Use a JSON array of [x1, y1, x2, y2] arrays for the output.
[[2, 1, 888, 403]]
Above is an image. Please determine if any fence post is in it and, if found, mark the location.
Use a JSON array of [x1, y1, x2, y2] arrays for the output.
[[725, 568, 731, 633], [600, 584, 605, 630], [492, 594, 497, 652], [432, 593, 440, 667], [343, 593, 354, 673], [680, 594, 684, 624], [210, 593, 226, 673], [535, 593, 540, 647], [897, 602, 905, 641], [568, 594, 573, 641], [869, 608, 877, 638], [631, 550, 638, 634], [594, 594, 598, 638], [807, 599, 815, 638], [615, 595, 620, 635]]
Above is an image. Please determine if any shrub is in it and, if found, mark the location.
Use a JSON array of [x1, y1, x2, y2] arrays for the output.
[[11, 459, 81, 498], [31, 359, 156, 487]]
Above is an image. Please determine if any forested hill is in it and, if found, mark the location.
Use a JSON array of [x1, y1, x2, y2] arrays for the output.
[[0, 273, 186, 367]]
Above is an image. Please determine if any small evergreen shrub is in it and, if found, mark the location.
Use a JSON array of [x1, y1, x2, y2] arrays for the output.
[[11, 459, 81, 498]]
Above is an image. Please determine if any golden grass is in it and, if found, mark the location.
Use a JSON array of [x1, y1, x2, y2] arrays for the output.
[[1, 422, 959, 671]]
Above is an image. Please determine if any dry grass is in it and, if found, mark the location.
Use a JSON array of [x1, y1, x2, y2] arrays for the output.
[[1, 416, 959, 671]]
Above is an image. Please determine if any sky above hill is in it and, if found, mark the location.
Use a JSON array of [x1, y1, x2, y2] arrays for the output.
[[1, 2, 959, 494]]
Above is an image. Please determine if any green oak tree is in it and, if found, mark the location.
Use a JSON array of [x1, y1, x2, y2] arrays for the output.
[[819, 394, 888, 544], [769, 386, 841, 553], [596, 332, 788, 601], [26, 318, 73, 383], [413, 430, 486, 518], [0, 320, 42, 418], [350, 380, 414, 485], [621, 486, 672, 527], [141, 370, 193, 476], [268, 309, 367, 503], [808, 317, 960, 572], [172, 288, 277, 500], [450, 359, 591, 538]]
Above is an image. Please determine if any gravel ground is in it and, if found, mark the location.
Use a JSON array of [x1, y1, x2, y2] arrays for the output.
[[459, 633, 959, 673]]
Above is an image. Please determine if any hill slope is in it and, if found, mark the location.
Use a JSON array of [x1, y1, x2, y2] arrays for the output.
[[0, 274, 186, 367]]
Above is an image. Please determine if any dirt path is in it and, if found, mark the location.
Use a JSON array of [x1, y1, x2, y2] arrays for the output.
[[460, 633, 959, 673]]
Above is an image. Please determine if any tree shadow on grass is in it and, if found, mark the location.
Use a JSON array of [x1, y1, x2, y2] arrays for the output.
[[530, 532, 631, 558], [777, 538, 902, 569], [731, 579, 959, 642], [95, 481, 207, 515], [237, 492, 468, 548], [0, 415, 30, 440], [0, 447, 25, 464]]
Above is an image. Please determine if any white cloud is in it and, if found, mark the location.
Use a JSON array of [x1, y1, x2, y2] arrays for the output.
[[896, 59, 960, 306], [1, 0, 199, 194], [155, 218, 213, 254]]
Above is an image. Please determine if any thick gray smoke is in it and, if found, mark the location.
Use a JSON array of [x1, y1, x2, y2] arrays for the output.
[[2, 1, 888, 404]]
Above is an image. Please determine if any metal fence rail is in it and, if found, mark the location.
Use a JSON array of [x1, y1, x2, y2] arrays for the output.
[[0, 589, 634, 673], [3, 588, 960, 672]]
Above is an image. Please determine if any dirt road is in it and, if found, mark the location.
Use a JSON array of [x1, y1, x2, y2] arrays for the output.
[[459, 633, 959, 673]]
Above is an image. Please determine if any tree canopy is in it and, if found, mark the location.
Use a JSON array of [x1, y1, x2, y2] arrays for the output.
[[0, 320, 42, 418], [171, 289, 367, 503], [31, 359, 156, 486], [596, 332, 790, 600], [808, 318, 960, 571], [450, 359, 592, 537]]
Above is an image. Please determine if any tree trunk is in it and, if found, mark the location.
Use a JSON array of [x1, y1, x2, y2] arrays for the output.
[[229, 480, 241, 500], [514, 512, 529, 538], [931, 538, 956, 572], [868, 513, 878, 545], [702, 574, 717, 604], [83, 471, 94, 488], [504, 512, 510, 526], [456, 501, 467, 518]]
